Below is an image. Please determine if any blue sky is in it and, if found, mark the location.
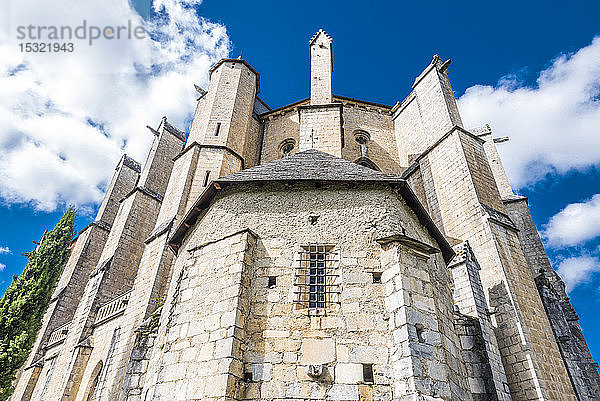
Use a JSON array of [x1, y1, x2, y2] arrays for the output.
[[1, 0, 599, 363]]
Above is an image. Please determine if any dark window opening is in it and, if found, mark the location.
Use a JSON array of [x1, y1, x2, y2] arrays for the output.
[[244, 371, 253, 382], [268, 276, 276, 288], [295, 244, 338, 314], [416, 324, 426, 343], [309, 249, 326, 308], [203, 171, 211, 187], [279, 138, 295, 157], [354, 130, 370, 145], [214, 122, 221, 136], [362, 364, 374, 383], [372, 272, 382, 283]]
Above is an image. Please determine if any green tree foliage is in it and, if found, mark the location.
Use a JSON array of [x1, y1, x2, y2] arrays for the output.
[[0, 209, 76, 400]]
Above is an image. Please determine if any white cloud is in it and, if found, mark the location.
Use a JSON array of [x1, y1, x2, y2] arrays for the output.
[[0, 246, 9, 254], [0, 0, 230, 212], [0, 263, 5, 272], [542, 194, 600, 248], [556, 255, 600, 292], [458, 36, 600, 189]]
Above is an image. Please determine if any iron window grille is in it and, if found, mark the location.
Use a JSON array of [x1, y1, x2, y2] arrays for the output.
[[295, 244, 339, 315]]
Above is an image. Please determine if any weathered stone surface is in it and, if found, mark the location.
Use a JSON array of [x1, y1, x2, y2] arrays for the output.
[[301, 337, 336, 365]]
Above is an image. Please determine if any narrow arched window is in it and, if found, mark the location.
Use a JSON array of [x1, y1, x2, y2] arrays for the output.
[[84, 361, 103, 401], [353, 130, 370, 159]]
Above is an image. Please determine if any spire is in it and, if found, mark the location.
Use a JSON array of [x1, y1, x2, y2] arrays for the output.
[[309, 29, 333, 105]]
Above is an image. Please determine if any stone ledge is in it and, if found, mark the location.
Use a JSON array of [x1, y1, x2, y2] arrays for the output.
[[376, 233, 440, 256]]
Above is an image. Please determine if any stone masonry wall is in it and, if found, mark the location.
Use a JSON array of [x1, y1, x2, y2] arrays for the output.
[[21, 127, 180, 401], [260, 105, 303, 164], [405, 128, 577, 400], [505, 198, 600, 400], [139, 230, 255, 400], [472, 126, 514, 200], [379, 240, 471, 401], [449, 242, 510, 400], [454, 314, 498, 401], [298, 104, 343, 157], [458, 132, 504, 212], [187, 61, 258, 156], [393, 60, 462, 166], [392, 94, 425, 166], [137, 182, 470, 400], [340, 103, 401, 174]]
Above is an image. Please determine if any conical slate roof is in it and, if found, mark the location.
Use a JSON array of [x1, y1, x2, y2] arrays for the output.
[[169, 149, 454, 263], [218, 149, 400, 183]]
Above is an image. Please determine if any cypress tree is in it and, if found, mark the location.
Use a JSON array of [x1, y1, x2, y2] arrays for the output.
[[0, 208, 76, 400]]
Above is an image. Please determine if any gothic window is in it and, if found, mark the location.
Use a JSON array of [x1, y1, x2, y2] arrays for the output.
[[84, 361, 103, 401], [36, 356, 57, 401], [295, 244, 339, 315], [279, 138, 296, 157], [353, 130, 371, 161]]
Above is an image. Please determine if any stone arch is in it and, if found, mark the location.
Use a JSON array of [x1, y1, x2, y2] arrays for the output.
[[279, 138, 296, 157], [83, 360, 103, 401], [352, 130, 371, 145], [354, 157, 380, 171]]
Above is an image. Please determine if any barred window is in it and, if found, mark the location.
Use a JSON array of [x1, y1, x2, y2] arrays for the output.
[[295, 244, 339, 315]]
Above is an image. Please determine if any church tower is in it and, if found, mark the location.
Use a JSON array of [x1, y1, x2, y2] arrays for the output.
[[298, 29, 343, 156]]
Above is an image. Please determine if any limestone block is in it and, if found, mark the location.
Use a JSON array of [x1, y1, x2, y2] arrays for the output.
[[301, 337, 336, 365], [203, 373, 230, 397], [337, 345, 350, 363], [263, 329, 290, 338], [426, 360, 447, 381], [349, 346, 388, 364], [335, 363, 363, 384], [327, 383, 360, 400], [468, 377, 486, 393], [250, 363, 272, 381]]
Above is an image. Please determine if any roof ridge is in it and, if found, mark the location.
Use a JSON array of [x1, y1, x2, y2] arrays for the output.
[[218, 149, 400, 183]]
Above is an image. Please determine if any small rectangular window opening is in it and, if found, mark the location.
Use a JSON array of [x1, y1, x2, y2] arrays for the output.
[[214, 122, 221, 136], [362, 363, 374, 383], [203, 171, 211, 187], [268, 276, 277, 288], [372, 272, 382, 283], [244, 371, 253, 382]]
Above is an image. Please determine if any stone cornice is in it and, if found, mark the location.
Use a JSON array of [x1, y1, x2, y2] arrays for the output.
[[172, 142, 245, 169]]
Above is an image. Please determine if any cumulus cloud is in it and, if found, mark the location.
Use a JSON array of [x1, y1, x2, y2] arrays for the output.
[[458, 37, 600, 189], [0, 246, 9, 254], [556, 255, 600, 292], [0, 0, 230, 211], [542, 194, 600, 248]]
